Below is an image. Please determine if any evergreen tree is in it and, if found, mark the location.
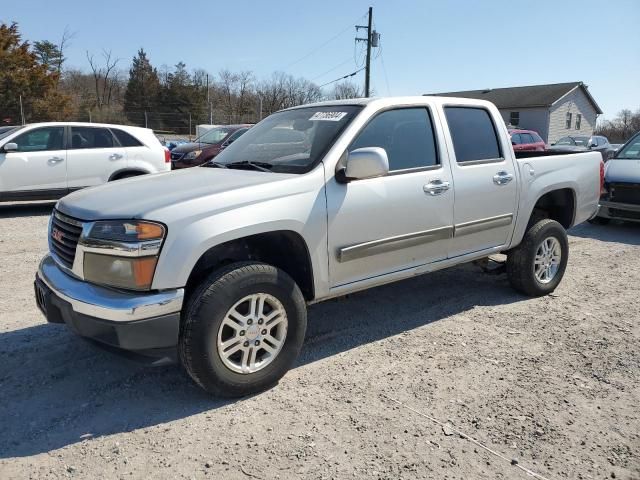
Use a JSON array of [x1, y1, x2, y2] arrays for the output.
[[0, 22, 71, 123], [33, 40, 64, 74], [123, 48, 160, 127]]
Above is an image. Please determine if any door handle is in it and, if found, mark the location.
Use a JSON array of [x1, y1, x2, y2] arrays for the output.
[[109, 153, 123, 160], [48, 157, 64, 164], [423, 179, 450, 196], [493, 171, 514, 185]]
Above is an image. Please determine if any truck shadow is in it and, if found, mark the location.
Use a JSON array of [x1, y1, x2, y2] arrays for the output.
[[569, 221, 640, 246], [0, 263, 521, 458], [0, 201, 56, 219]]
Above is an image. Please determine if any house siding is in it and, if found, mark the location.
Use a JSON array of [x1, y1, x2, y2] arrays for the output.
[[548, 87, 598, 144], [499, 107, 550, 141]]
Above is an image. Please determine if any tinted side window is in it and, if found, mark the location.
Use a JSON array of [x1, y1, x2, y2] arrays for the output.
[[350, 108, 438, 171], [12, 127, 64, 152], [511, 133, 522, 145], [70, 127, 115, 149], [521, 133, 535, 144], [112, 128, 143, 147], [444, 107, 501, 163], [531, 132, 543, 143], [226, 128, 248, 144]]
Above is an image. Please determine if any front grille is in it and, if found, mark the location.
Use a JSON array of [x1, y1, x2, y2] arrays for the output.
[[609, 183, 640, 205], [50, 210, 84, 269], [170, 152, 184, 161]]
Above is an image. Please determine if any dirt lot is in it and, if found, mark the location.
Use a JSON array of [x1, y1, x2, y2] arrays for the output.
[[0, 202, 638, 480]]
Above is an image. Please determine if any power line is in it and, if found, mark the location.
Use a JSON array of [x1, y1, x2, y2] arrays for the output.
[[318, 67, 365, 89], [278, 12, 368, 72], [311, 58, 354, 82]]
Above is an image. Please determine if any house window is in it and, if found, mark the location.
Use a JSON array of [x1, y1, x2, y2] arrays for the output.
[[565, 112, 572, 129], [509, 111, 520, 127], [576, 114, 582, 130]]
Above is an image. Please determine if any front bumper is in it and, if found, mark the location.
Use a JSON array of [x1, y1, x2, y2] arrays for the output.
[[596, 200, 640, 222], [35, 254, 184, 361]]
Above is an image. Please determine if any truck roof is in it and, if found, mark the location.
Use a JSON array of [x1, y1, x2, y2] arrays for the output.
[[282, 95, 496, 111]]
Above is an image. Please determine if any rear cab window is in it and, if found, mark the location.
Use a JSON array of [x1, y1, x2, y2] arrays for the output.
[[444, 107, 502, 164]]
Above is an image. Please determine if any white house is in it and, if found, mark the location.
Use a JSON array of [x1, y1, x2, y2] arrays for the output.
[[428, 82, 603, 144]]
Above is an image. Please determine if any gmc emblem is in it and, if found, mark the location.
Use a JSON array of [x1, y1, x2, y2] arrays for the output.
[[52, 228, 64, 242]]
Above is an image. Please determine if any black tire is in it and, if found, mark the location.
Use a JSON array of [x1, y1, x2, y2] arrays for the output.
[[507, 219, 569, 297], [179, 262, 307, 397], [110, 172, 142, 181], [588, 216, 610, 225]]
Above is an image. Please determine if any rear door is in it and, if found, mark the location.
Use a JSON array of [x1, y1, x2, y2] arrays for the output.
[[0, 126, 67, 193], [442, 106, 518, 257], [66, 126, 127, 188]]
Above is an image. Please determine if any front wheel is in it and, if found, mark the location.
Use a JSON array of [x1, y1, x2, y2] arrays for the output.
[[179, 262, 307, 397], [507, 219, 569, 297]]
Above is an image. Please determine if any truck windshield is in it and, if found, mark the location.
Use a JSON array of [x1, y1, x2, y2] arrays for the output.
[[615, 136, 640, 159], [207, 105, 362, 173]]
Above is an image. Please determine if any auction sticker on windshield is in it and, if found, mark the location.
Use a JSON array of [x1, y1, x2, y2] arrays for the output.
[[309, 112, 348, 121]]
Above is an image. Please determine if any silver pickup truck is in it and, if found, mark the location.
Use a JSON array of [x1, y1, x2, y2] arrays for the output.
[[35, 96, 601, 396]]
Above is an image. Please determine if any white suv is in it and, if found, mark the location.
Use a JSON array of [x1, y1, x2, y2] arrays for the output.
[[0, 122, 170, 202]]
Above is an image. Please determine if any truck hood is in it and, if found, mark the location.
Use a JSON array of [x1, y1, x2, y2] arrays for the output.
[[605, 158, 640, 184], [57, 168, 298, 220]]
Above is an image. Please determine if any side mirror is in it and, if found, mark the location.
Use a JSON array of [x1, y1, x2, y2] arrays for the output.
[[589, 142, 598, 148], [551, 142, 556, 146], [341, 147, 389, 181], [3, 142, 17, 152], [511, 141, 516, 146]]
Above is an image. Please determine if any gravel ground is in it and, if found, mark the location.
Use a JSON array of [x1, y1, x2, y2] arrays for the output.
[[0, 202, 638, 480]]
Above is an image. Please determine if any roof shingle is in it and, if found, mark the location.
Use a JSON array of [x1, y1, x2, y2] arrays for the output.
[[426, 82, 602, 114]]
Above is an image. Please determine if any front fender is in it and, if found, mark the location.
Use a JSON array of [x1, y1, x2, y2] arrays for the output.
[[151, 166, 330, 297]]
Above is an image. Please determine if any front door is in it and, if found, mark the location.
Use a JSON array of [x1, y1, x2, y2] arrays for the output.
[[0, 126, 67, 193], [66, 126, 127, 188], [442, 106, 519, 257], [327, 107, 454, 288]]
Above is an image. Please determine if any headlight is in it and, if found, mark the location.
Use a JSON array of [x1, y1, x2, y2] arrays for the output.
[[183, 150, 201, 161], [84, 253, 158, 290], [82, 220, 165, 290], [89, 220, 165, 242]]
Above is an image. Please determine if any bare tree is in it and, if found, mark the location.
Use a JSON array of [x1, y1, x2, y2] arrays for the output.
[[86, 49, 120, 111], [57, 26, 76, 76], [330, 81, 364, 100]]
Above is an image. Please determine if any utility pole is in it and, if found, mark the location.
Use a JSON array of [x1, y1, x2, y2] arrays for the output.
[[206, 74, 213, 124], [19, 95, 25, 125], [144, 110, 148, 128], [356, 7, 379, 97]]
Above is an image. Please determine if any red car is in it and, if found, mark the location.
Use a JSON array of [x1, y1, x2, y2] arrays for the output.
[[170, 124, 252, 169], [509, 129, 546, 152]]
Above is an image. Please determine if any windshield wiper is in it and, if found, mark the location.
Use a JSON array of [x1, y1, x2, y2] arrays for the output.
[[225, 160, 274, 172], [202, 161, 227, 169]]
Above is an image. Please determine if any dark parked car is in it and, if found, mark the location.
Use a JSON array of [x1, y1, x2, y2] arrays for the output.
[[548, 135, 614, 161], [591, 131, 640, 223], [0, 126, 19, 138], [170, 125, 252, 169], [509, 129, 546, 152]]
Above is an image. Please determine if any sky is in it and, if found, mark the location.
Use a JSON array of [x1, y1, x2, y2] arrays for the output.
[[4, 0, 640, 120]]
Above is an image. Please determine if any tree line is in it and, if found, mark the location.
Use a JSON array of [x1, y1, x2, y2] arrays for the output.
[[595, 109, 640, 144], [0, 22, 363, 134]]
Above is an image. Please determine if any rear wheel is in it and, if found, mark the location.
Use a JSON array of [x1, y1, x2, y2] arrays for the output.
[[179, 262, 307, 397], [507, 219, 569, 297]]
